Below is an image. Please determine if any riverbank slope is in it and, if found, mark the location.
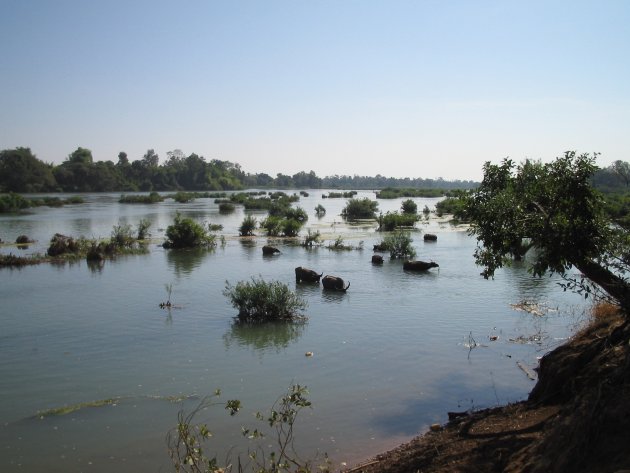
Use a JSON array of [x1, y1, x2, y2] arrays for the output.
[[350, 307, 630, 473]]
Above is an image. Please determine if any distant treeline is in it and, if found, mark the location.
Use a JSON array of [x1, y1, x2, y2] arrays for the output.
[[0, 146, 478, 193], [2, 146, 628, 195]]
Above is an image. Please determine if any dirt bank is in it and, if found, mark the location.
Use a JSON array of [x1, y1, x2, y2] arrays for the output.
[[349, 307, 630, 473]]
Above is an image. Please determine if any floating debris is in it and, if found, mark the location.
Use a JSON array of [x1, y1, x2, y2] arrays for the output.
[[510, 300, 557, 317]]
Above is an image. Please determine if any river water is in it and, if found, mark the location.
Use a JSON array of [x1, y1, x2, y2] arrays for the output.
[[0, 190, 589, 472]]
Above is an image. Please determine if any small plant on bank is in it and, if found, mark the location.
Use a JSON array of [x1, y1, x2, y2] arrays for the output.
[[223, 277, 307, 322], [239, 215, 258, 236], [163, 212, 216, 249], [383, 230, 416, 259], [341, 197, 379, 220]]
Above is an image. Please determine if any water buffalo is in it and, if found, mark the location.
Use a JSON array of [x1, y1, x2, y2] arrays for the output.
[[403, 260, 439, 271], [322, 275, 350, 291], [371, 255, 383, 264], [295, 266, 323, 283], [423, 233, 438, 242], [262, 245, 281, 255], [373, 243, 388, 252]]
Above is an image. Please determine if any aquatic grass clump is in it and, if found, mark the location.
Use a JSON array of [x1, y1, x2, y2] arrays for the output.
[[0, 253, 45, 267], [223, 277, 307, 322]]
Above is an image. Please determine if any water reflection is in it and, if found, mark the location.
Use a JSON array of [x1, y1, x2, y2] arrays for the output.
[[223, 320, 306, 353], [166, 247, 214, 277]]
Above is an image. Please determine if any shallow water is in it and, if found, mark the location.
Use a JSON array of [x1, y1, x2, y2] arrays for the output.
[[0, 190, 588, 472]]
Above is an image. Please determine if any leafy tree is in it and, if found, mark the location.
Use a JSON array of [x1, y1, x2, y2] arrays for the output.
[[611, 160, 630, 187], [462, 151, 630, 310], [141, 149, 159, 168], [68, 147, 93, 164], [0, 147, 57, 192], [117, 151, 129, 166]]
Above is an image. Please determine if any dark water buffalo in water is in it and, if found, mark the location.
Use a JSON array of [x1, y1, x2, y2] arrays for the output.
[[322, 275, 350, 291], [423, 233, 438, 241], [371, 255, 384, 264], [403, 260, 439, 271], [373, 243, 388, 252], [295, 266, 323, 283], [262, 245, 281, 255]]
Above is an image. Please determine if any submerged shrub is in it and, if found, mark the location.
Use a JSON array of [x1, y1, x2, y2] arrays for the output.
[[239, 215, 257, 236], [224, 277, 307, 322], [341, 198, 379, 220], [315, 204, 326, 216], [163, 212, 216, 249], [136, 219, 151, 240], [281, 218, 302, 237], [218, 202, 235, 213], [0, 192, 31, 213], [260, 216, 283, 236], [401, 199, 418, 214], [47, 233, 86, 257], [377, 211, 420, 231], [383, 230, 416, 259], [111, 223, 135, 248]]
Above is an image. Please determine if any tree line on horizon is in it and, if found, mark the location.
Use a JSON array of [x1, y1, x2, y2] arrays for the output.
[[0, 146, 479, 193]]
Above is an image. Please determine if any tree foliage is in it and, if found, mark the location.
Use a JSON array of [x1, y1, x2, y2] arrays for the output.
[[0, 147, 57, 192], [462, 151, 630, 310]]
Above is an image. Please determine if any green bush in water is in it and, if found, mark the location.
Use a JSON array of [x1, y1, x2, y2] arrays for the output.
[[239, 215, 257, 236], [163, 212, 216, 249], [377, 211, 420, 231], [383, 230, 416, 259], [223, 277, 307, 322], [341, 197, 379, 220], [401, 199, 418, 214]]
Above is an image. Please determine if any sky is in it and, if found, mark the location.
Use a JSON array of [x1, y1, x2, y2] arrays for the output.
[[1, 0, 629, 181]]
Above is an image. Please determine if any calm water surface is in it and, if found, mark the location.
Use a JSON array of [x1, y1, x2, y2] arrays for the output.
[[0, 191, 589, 472]]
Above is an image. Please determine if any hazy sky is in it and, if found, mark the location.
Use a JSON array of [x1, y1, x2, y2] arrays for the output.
[[1, 1, 629, 180]]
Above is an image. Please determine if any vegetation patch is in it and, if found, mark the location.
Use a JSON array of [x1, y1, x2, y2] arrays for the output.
[[377, 211, 420, 231], [383, 230, 416, 259], [376, 187, 447, 199], [0, 192, 84, 213], [223, 277, 307, 322], [341, 197, 379, 220], [163, 212, 216, 249], [119, 192, 164, 204]]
